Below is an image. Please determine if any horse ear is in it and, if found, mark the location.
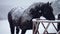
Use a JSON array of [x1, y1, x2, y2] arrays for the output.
[[47, 2, 52, 5], [49, 2, 52, 5], [47, 2, 49, 5]]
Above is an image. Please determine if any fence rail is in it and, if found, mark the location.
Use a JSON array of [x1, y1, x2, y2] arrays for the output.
[[32, 18, 60, 34]]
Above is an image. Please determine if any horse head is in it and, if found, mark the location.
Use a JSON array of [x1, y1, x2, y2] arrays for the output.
[[40, 2, 55, 20]]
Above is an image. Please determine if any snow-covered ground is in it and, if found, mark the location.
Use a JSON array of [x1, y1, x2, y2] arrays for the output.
[[0, 19, 57, 34]]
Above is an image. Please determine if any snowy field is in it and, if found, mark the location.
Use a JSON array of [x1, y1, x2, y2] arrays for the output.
[[0, 0, 59, 34], [0, 19, 57, 34]]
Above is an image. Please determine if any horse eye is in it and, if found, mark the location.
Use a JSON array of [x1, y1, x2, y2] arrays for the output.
[[39, 11, 41, 13]]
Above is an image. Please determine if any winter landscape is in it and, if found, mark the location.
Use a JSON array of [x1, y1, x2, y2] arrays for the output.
[[0, 0, 60, 34]]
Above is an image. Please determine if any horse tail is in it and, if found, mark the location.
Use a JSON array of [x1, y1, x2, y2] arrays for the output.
[[8, 7, 18, 33], [8, 11, 12, 23], [8, 7, 17, 23]]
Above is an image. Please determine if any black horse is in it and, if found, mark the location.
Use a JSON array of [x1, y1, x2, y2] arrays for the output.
[[8, 2, 55, 34]]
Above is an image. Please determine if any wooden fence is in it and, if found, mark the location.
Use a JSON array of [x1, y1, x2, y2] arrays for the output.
[[32, 18, 60, 34]]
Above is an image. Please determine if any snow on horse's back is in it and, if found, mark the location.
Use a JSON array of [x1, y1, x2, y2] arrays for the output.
[[11, 7, 24, 21]]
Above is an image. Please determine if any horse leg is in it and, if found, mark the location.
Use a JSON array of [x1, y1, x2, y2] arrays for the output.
[[21, 29, 26, 34], [16, 27, 20, 34], [10, 23, 15, 34]]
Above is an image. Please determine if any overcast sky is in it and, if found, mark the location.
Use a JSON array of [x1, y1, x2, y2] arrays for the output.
[[0, 0, 57, 19], [0, 0, 56, 8]]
